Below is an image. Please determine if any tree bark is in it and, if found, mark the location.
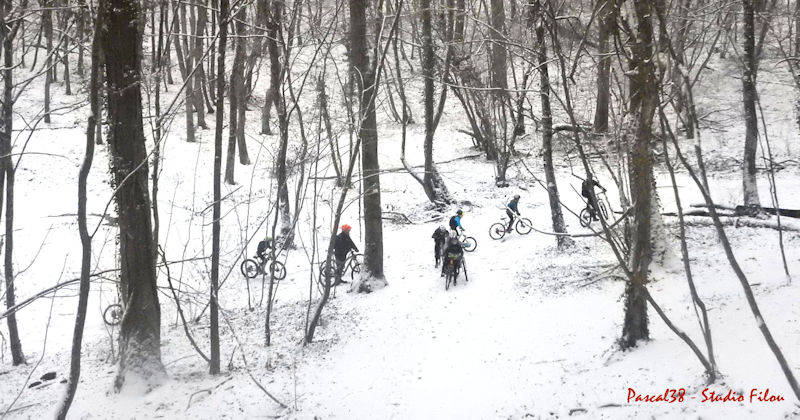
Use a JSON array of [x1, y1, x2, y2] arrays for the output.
[[56, 0, 102, 414], [103, 0, 165, 390], [1, 2, 25, 366], [43, 0, 53, 123], [533, 0, 572, 249], [741, 0, 760, 206], [209, 0, 227, 375], [349, 0, 384, 283], [620, 0, 658, 349], [420, 0, 450, 204], [593, 0, 613, 133]]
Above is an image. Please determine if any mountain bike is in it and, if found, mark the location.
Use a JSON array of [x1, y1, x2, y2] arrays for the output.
[[319, 251, 363, 284], [579, 196, 609, 228], [457, 232, 477, 252], [443, 253, 468, 290], [489, 215, 532, 239], [103, 303, 123, 326], [240, 252, 287, 280]]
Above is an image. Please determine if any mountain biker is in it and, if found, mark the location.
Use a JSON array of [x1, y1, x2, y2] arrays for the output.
[[431, 225, 449, 267], [506, 194, 521, 231], [333, 224, 359, 284], [449, 209, 465, 236], [581, 173, 606, 221], [256, 236, 274, 260], [440, 236, 464, 279]]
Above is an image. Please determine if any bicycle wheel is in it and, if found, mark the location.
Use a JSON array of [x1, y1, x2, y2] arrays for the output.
[[579, 208, 592, 227], [269, 261, 287, 280], [516, 218, 533, 235], [103, 304, 123, 326], [445, 267, 453, 290], [489, 223, 506, 240], [240, 259, 260, 279], [350, 261, 362, 280], [319, 262, 336, 284], [462, 236, 477, 252], [598, 200, 609, 220]]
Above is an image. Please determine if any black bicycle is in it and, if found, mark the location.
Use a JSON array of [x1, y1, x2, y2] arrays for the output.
[[240, 252, 287, 280], [319, 251, 363, 284], [103, 303, 123, 326], [579, 196, 609, 227], [489, 215, 532, 239], [443, 253, 468, 290]]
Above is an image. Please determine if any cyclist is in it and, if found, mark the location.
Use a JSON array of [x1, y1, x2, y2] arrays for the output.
[[506, 194, 521, 231], [256, 236, 274, 260], [581, 173, 606, 221], [449, 209, 465, 236], [431, 225, 449, 267], [333, 224, 359, 284], [440, 236, 464, 279]]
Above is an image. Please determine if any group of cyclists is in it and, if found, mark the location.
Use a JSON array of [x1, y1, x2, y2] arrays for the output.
[[249, 174, 607, 287], [430, 174, 608, 284]]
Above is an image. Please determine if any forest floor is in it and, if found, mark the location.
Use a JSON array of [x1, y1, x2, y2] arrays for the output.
[[0, 51, 799, 419]]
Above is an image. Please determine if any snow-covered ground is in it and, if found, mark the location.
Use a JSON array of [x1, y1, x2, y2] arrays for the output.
[[0, 43, 799, 419]]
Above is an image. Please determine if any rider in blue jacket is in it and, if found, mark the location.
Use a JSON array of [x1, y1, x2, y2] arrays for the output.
[[449, 209, 465, 235], [506, 195, 521, 231]]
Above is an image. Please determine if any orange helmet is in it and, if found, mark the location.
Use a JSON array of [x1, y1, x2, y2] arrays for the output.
[[341, 224, 352, 232]]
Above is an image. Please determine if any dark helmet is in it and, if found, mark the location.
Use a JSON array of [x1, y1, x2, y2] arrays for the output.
[[456, 209, 464, 216]]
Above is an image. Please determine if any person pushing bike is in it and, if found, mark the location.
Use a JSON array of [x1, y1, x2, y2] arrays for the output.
[[581, 173, 606, 221], [334, 224, 359, 285]]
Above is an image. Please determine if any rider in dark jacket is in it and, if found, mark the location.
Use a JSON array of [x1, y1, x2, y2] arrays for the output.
[[581, 173, 606, 221], [431, 225, 449, 267], [333, 224, 359, 284], [440, 237, 464, 279]]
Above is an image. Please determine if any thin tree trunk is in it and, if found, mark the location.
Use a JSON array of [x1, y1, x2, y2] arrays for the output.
[[56, 0, 102, 414], [44, 0, 53, 123], [533, 0, 572, 249], [209, 0, 227, 375], [232, 6, 249, 164], [1, 2, 25, 366], [741, 0, 760, 206], [593, 0, 613, 133]]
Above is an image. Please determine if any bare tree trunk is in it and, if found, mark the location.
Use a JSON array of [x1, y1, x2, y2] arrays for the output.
[[209, 0, 227, 375], [620, 0, 658, 349], [261, 0, 279, 135], [172, 2, 196, 142], [232, 5, 249, 165], [61, 0, 72, 95], [44, 0, 53, 123], [1, 2, 25, 366], [350, 0, 385, 284], [189, 0, 207, 128], [593, 0, 613, 133], [420, 0, 450, 204], [533, 0, 572, 249], [56, 0, 102, 414], [103, 0, 165, 390], [741, 0, 760, 207]]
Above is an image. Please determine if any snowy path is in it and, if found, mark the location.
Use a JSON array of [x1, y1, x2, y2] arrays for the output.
[[294, 217, 623, 419]]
